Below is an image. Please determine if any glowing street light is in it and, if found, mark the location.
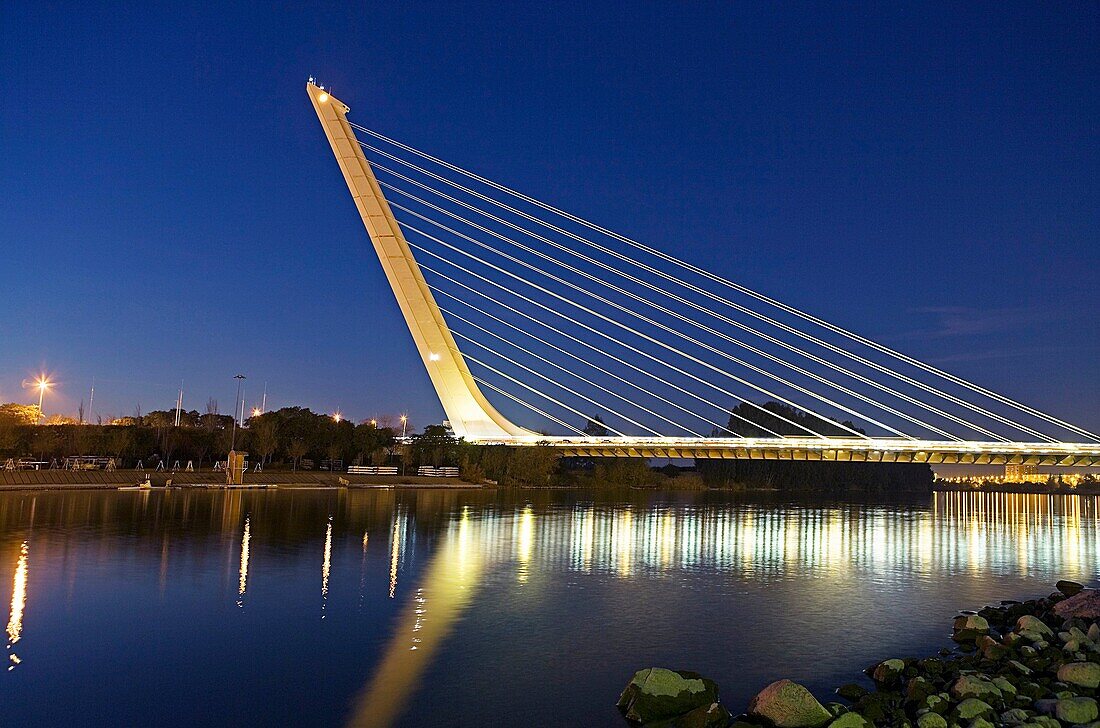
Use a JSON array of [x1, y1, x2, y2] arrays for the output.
[[400, 414, 408, 438], [333, 412, 343, 423], [251, 407, 262, 418], [26, 375, 52, 424], [369, 419, 378, 427]]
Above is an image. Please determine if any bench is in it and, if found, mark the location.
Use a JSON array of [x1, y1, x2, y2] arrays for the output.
[[417, 466, 459, 477], [347, 465, 398, 475]]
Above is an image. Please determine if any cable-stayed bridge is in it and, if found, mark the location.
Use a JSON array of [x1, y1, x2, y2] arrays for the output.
[[306, 81, 1100, 467]]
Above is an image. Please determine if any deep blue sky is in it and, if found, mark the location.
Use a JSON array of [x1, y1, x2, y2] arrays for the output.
[[2, 2, 1097, 431]]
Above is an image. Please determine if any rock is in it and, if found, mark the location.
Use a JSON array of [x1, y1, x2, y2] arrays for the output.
[[1059, 662, 1100, 690], [916, 712, 947, 728], [1033, 699, 1058, 716], [917, 658, 944, 675], [924, 694, 950, 715], [1031, 717, 1061, 728], [1015, 615, 1054, 642], [836, 684, 868, 702], [951, 675, 1002, 702], [872, 659, 906, 686], [1019, 682, 1046, 700], [1053, 590, 1100, 619], [1007, 659, 1033, 675], [968, 718, 994, 728], [977, 635, 1008, 661], [827, 712, 870, 728], [748, 680, 833, 728], [1055, 697, 1099, 725], [953, 698, 994, 722], [647, 702, 732, 728], [953, 615, 991, 642], [906, 677, 936, 704], [617, 668, 721, 725], [1058, 580, 1086, 597], [1000, 708, 1031, 725], [992, 677, 1017, 700]]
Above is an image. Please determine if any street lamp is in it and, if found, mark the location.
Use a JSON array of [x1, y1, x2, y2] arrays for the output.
[[399, 414, 409, 476], [230, 374, 246, 452], [34, 376, 51, 425], [333, 412, 342, 423]]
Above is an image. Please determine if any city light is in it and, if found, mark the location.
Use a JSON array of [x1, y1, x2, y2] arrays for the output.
[[333, 412, 343, 423], [251, 407, 262, 417], [23, 374, 53, 425]]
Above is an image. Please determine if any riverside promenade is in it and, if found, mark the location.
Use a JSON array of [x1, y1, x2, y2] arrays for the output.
[[0, 470, 476, 490]]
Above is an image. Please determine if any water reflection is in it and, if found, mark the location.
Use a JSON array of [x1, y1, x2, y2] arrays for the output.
[[1, 489, 1099, 726], [347, 506, 483, 728], [6, 541, 27, 671], [237, 516, 251, 607], [322, 516, 333, 617]]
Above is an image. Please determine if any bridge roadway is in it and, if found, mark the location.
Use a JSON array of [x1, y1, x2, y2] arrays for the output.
[[463, 436, 1100, 466]]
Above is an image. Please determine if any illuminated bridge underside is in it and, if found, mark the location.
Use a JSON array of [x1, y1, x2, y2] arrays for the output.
[[471, 437, 1100, 466]]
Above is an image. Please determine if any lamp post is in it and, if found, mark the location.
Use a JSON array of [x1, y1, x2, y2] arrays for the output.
[[35, 376, 50, 424], [230, 374, 246, 452], [399, 414, 409, 475]]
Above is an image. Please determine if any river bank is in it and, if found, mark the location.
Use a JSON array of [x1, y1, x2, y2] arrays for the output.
[[619, 581, 1100, 727], [0, 469, 477, 490]]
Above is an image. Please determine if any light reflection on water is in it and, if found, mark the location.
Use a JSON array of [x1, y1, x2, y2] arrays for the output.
[[1, 489, 1098, 726]]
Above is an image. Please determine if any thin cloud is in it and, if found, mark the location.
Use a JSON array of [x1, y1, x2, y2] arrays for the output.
[[888, 306, 1061, 341]]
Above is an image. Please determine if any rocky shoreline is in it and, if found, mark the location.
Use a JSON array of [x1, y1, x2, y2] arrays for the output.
[[619, 581, 1100, 728]]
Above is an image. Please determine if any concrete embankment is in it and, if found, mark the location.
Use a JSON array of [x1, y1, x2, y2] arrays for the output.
[[0, 470, 479, 490]]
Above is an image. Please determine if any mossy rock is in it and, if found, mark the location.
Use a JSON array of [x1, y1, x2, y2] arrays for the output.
[[916, 712, 947, 728], [953, 615, 991, 643], [991, 677, 1017, 700], [950, 676, 1002, 702], [923, 693, 950, 715], [873, 659, 906, 686], [906, 677, 937, 704], [748, 680, 832, 728], [645, 701, 732, 728], [977, 636, 1009, 661], [1015, 616, 1053, 641], [1055, 696, 1099, 724], [1058, 662, 1100, 690], [952, 698, 994, 722], [999, 707, 1031, 725], [836, 684, 868, 703], [617, 668, 721, 725], [827, 711, 870, 728]]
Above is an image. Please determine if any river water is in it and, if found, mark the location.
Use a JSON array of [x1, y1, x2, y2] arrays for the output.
[[1, 488, 1097, 726]]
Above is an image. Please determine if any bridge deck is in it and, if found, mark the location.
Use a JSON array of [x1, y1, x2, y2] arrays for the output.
[[464, 437, 1100, 466]]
